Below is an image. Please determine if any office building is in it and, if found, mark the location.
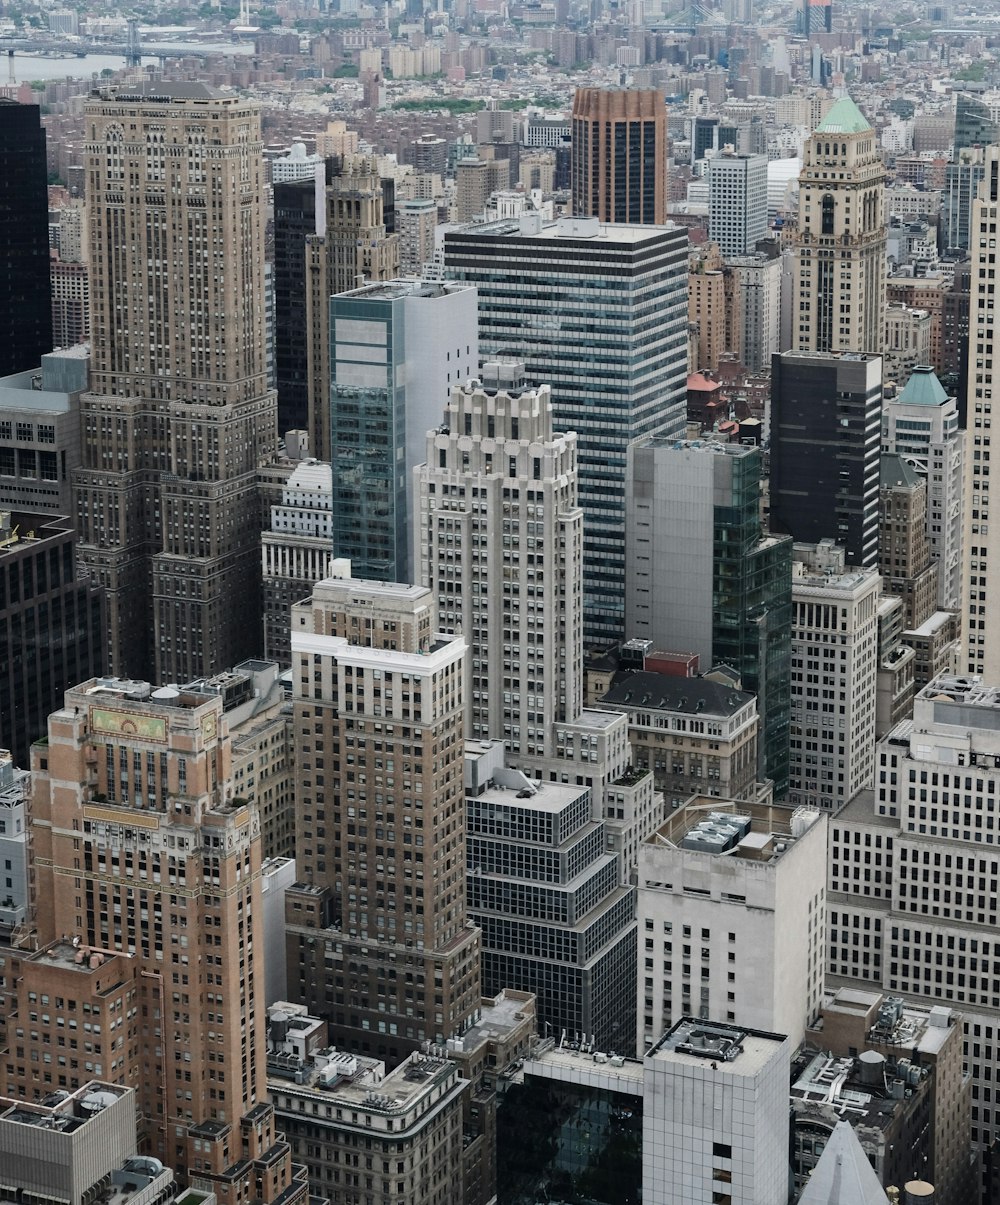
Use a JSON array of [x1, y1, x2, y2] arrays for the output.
[[0, 510, 103, 768], [789, 542, 880, 811], [410, 134, 448, 177], [330, 280, 478, 583], [570, 88, 667, 226], [879, 455, 938, 632], [963, 146, 1000, 680], [688, 246, 727, 375], [596, 672, 759, 810], [802, 0, 832, 35], [792, 97, 886, 356], [727, 249, 782, 373], [0, 346, 86, 517], [943, 148, 986, 256], [827, 676, 1000, 1197], [5, 675, 307, 1205], [271, 140, 323, 185], [637, 798, 826, 1053], [625, 438, 792, 794], [0, 750, 29, 943], [464, 742, 637, 1054], [415, 366, 581, 761], [285, 568, 481, 1066], [274, 177, 322, 435], [770, 351, 883, 568], [50, 259, 90, 350], [304, 158, 400, 463], [707, 152, 768, 258], [883, 365, 965, 612], [444, 216, 689, 644], [875, 593, 917, 740], [0, 101, 52, 377], [76, 83, 273, 684], [261, 458, 333, 666]]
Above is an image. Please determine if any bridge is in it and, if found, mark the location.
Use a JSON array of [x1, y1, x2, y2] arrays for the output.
[[0, 34, 250, 66]]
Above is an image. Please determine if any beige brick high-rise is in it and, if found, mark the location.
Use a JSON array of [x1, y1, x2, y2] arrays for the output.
[[75, 83, 274, 683], [1, 677, 307, 1205], [285, 566, 480, 1067]]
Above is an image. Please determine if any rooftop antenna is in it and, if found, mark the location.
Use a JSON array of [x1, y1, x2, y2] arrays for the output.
[[7, 50, 15, 86]]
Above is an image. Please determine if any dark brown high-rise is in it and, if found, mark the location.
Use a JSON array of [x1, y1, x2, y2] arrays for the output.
[[571, 87, 667, 225]]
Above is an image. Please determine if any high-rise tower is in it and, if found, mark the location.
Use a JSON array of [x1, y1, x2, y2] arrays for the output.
[[571, 87, 667, 226], [963, 146, 1000, 681], [443, 215, 689, 645], [284, 567, 481, 1066], [75, 83, 273, 684], [792, 97, 886, 356], [0, 101, 52, 376]]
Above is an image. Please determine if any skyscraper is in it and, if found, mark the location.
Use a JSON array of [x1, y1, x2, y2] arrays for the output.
[[443, 215, 689, 645], [415, 364, 582, 760], [770, 350, 883, 568], [75, 83, 273, 684], [329, 280, 478, 584], [963, 146, 1000, 680], [624, 437, 792, 795], [0, 101, 52, 377], [802, 0, 832, 36], [792, 97, 886, 356], [5, 675, 307, 1205], [570, 88, 667, 226], [274, 176, 322, 435], [882, 365, 965, 612], [304, 159, 400, 463], [284, 567, 481, 1066], [707, 151, 768, 257]]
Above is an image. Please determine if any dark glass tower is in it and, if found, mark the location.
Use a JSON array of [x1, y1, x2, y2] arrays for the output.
[[274, 177, 318, 435], [0, 101, 52, 375], [770, 350, 883, 568]]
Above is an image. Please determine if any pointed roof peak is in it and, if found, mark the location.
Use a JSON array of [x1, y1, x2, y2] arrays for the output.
[[814, 95, 872, 135], [896, 364, 949, 407], [798, 1121, 890, 1205]]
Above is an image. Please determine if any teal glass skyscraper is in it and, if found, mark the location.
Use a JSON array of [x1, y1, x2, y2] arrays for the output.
[[444, 214, 689, 646]]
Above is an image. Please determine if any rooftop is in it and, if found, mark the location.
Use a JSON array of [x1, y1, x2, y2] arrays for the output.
[[600, 670, 754, 718], [96, 81, 226, 102], [648, 1017, 786, 1076], [473, 777, 590, 816], [446, 215, 678, 245], [813, 95, 872, 135], [271, 1048, 457, 1116], [452, 990, 536, 1053], [895, 365, 950, 408], [26, 939, 131, 975], [646, 797, 821, 862], [336, 279, 473, 303], [880, 453, 922, 490], [0, 1080, 130, 1136]]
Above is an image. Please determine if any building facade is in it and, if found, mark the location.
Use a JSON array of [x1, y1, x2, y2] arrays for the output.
[[883, 365, 965, 613], [707, 151, 768, 258], [637, 799, 826, 1053], [274, 177, 322, 435], [261, 458, 333, 666], [75, 83, 274, 684]]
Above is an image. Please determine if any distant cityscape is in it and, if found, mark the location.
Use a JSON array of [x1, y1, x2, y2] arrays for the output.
[[2, 0, 1000, 1202]]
